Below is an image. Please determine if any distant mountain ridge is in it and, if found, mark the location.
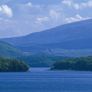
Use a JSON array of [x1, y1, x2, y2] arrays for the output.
[[1, 19, 92, 57]]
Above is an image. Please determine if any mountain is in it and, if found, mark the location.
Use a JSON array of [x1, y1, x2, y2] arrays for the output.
[[1, 19, 92, 57], [0, 41, 24, 58]]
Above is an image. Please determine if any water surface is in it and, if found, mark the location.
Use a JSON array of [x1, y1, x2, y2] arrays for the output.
[[0, 68, 92, 92]]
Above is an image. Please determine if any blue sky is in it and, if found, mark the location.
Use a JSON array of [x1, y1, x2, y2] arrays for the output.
[[0, 0, 92, 38]]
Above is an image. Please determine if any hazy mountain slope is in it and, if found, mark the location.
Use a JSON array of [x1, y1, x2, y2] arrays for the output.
[[1, 19, 92, 46], [0, 41, 24, 58], [1, 19, 92, 57]]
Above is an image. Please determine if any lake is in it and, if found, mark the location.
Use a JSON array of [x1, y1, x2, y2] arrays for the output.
[[0, 68, 92, 92]]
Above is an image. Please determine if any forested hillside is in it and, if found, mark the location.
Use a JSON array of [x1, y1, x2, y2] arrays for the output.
[[0, 41, 69, 67], [0, 41, 24, 58], [17, 54, 69, 67], [0, 55, 30, 72], [51, 56, 92, 71]]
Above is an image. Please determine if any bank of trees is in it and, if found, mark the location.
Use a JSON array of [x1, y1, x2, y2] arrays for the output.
[[0, 55, 30, 72], [51, 56, 92, 71]]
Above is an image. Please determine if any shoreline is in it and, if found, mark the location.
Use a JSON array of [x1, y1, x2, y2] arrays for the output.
[[47, 69, 92, 72]]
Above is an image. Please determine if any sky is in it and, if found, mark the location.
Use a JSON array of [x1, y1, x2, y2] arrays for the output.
[[0, 0, 92, 38]]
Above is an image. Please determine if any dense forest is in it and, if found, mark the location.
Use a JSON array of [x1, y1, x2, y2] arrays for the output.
[[51, 56, 92, 71], [0, 55, 30, 72], [17, 54, 69, 67]]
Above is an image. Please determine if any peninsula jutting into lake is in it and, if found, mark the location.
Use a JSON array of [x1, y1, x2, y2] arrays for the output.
[[51, 56, 92, 71], [0, 55, 30, 72]]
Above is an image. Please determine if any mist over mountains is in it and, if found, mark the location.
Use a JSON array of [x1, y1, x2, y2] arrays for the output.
[[1, 19, 92, 57]]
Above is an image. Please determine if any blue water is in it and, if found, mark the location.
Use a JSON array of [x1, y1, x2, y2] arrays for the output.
[[0, 68, 92, 92]]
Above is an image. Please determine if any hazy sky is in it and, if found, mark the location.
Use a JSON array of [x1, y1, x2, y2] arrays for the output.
[[0, 0, 91, 38]]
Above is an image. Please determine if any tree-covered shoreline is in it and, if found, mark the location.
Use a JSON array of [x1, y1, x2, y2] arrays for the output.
[[0, 55, 30, 72], [51, 56, 92, 71]]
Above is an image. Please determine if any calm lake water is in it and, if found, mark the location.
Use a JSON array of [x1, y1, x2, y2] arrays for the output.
[[0, 68, 92, 92]]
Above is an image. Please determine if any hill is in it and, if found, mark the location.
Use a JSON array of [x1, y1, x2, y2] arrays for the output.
[[0, 41, 24, 58], [1, 19, 92, 56], [17, 54, 69, 67], [0, 41, 69, 67], [0, 55, 30, 72], [51, 56, 92, 71]]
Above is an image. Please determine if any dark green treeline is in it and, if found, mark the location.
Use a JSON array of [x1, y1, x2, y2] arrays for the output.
[[51, 56, 92, 71], [0, 55, 30, 72]]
